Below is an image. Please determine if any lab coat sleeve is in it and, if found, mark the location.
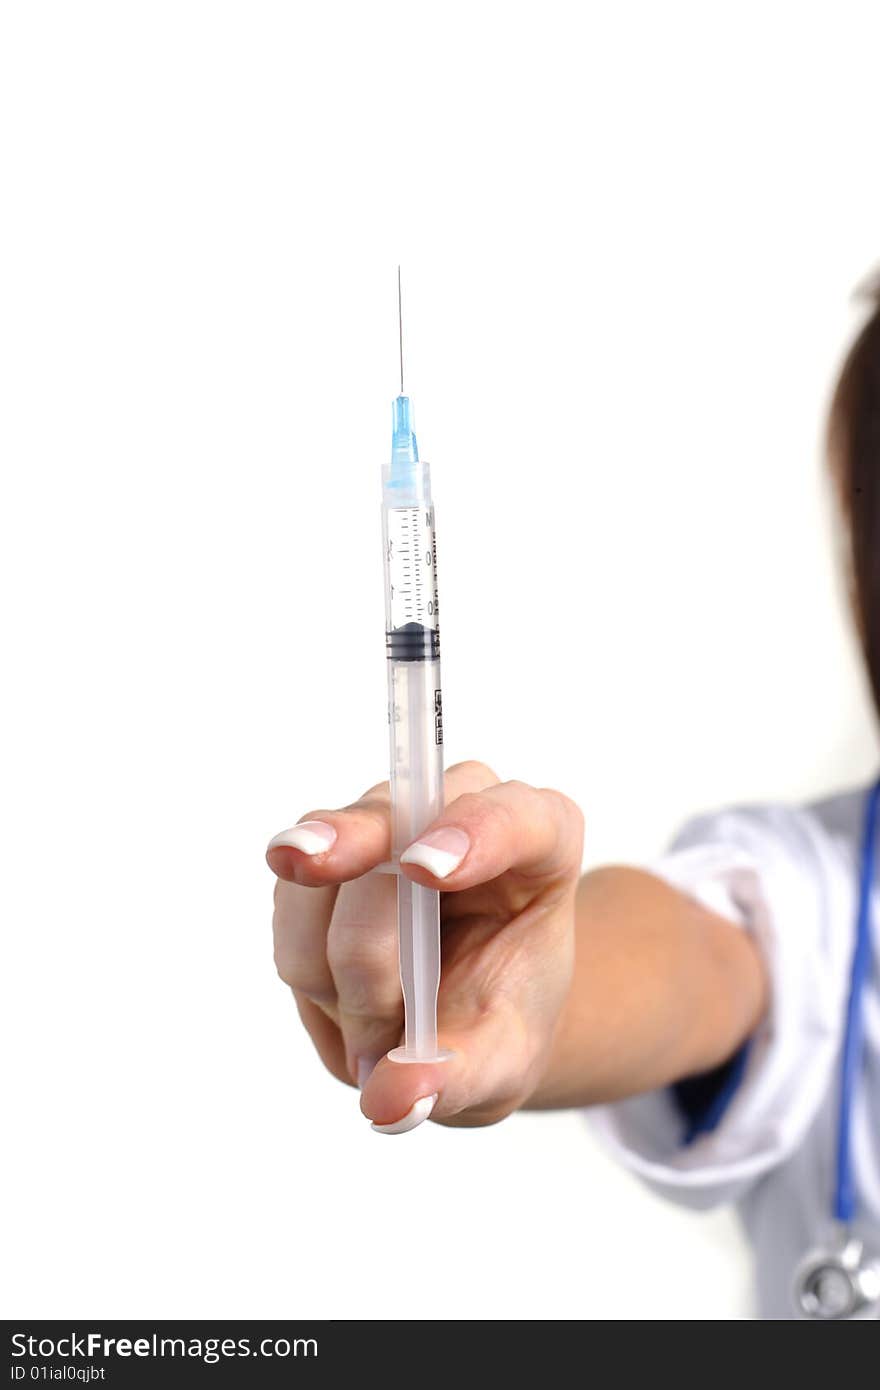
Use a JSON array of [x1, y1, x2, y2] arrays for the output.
[[589, 804, 851, 1210]]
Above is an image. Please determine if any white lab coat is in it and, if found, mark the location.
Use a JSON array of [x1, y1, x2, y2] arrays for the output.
[[592, 785, 880, 1320]]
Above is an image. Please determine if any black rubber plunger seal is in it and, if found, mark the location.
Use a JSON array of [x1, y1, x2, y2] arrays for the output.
[[386, 621, 440, 662]]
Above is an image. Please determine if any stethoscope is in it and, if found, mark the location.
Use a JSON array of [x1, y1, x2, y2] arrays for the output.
[[792, 779, 880, 1319]]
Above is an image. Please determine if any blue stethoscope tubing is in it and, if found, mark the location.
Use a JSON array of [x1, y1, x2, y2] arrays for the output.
[[834, 776, 880, 1224]]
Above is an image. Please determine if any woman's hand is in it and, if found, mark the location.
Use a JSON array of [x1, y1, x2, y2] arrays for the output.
[[267, 760, 584, 1133]]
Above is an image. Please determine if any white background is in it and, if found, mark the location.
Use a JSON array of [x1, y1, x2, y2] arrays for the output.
[[3, 1, 880, 1321]]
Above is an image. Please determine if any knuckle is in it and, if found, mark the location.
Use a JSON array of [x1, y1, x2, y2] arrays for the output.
[[486, 791, 522, 837], [451, 758, 499, 785], [455, 789, 510, 833], [339, 979, 400, 1019], [273, 944, 334, 1003], [501, 777, 540, 809], [540, 785, 584, 829], [273, 954, 298, 988], [327, 922, 396, 992]]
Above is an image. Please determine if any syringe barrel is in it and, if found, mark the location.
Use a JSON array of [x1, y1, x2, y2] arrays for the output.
[[386, 656, 443, 1060], [382, 452, 445, 1060], [385, 655, 444, 853], [381, 487, 443, 852]]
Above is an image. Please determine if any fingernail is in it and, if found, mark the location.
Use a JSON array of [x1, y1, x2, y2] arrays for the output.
[[370, 1094, 438, 1135], [400, 827, 470, 879], [267, 821, 337, 856], [356, 1055, 381, 1090]]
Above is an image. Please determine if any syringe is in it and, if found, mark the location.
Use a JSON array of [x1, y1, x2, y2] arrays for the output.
[[382, 271, 452, 1065]]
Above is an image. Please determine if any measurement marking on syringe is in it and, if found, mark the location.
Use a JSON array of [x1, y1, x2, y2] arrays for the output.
[[386, 506, 438, 632]]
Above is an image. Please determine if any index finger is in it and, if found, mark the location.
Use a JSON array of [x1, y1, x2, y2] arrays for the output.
[[265, 759, 501, 887]]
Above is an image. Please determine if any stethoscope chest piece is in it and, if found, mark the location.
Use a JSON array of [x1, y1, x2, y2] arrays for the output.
[[794, 1237, 880, 1320]]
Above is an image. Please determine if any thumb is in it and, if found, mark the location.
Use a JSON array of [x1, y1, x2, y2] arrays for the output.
[[359, 1010, 527, 1133]]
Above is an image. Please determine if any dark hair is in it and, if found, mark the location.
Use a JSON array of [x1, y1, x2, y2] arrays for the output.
[[828, 277, 880, 716]]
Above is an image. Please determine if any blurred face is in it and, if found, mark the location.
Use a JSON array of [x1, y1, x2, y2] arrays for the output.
[[826, 437, 861, 636], [826, 301, 880, 715]]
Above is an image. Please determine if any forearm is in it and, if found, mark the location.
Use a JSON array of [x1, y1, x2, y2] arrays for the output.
[[525, 865, 768, 1109]]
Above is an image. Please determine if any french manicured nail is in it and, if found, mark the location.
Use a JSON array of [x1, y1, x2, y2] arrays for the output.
[[357, 1055, 381, 1090], [371, 1094, 438, 1135], [267, 821, 337, 855], [400, 827, 470, 879]]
